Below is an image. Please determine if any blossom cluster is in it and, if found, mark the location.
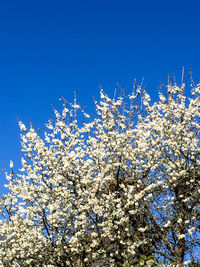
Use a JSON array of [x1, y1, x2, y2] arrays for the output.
[[0, 83, 200, 266]]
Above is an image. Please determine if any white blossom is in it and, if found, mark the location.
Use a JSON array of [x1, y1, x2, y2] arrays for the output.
[[9, 160, 14, 168]]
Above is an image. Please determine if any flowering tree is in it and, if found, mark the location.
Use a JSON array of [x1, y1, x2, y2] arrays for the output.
[[0, 80, 200, 266]]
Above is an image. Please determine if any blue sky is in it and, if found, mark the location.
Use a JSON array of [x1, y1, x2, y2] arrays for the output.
[[1, 0, 200, 184]]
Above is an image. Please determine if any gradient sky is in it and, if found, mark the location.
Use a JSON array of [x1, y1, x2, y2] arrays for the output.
[[1, 0, 200, 187]]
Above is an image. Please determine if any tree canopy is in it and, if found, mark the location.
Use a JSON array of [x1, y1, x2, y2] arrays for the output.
[[0, 80, 200, 266]]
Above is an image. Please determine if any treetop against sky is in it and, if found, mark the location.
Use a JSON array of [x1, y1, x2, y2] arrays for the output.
[[1, 2, 200, 264], [1, 0, 200, 181]]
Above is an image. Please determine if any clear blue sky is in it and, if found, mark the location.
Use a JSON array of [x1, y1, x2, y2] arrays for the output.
[[1, 0, 200, 186]]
